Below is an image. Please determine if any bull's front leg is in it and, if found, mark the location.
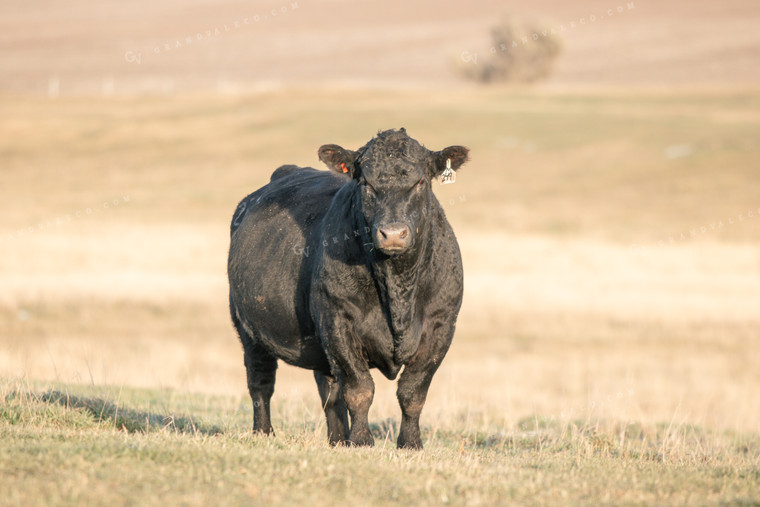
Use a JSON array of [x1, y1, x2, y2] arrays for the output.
[[314, 371, 350, 445], [319, 318, 375, 447], [341, 368, 375, 446], [396, 322, 454, 450]]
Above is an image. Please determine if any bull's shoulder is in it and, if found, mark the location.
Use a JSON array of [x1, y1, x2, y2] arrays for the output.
[[229, 166, 347, 236], [267, 165, 344, 188], [263, 166, 347, 205], [270, 164, 304, 181]]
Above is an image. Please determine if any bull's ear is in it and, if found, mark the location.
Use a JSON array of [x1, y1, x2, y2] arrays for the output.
[[318, 144, 358, 177], [432, 145, 469, 178]]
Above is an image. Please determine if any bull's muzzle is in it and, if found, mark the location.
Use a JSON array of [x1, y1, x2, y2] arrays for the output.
[[375, 222, 412, 254]]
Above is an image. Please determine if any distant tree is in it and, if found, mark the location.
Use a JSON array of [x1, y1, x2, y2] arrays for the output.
[[459, 16, 562, 84]]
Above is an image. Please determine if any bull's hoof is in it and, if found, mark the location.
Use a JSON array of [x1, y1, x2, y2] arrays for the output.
[[347, 430, 374, 447], [252, 426, 275, 436], [328, 433, 350, 447], [397, 432, 423, 450], [397, 440, 423, 450]]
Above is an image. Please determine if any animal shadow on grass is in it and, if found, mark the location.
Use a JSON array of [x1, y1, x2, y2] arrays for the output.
[[35, 390, 223, 435]]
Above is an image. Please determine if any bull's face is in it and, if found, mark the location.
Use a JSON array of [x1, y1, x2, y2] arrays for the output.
[[319, 128, 469, 256]]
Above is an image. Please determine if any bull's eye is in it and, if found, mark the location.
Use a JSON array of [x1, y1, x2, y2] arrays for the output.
[[361, 181, 376, 200]]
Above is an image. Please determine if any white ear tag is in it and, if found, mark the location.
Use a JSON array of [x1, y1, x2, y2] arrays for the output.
[[441, 158, 456, 184]]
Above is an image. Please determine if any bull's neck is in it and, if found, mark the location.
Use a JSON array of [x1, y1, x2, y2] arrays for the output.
[[354, 202, 434, 363]]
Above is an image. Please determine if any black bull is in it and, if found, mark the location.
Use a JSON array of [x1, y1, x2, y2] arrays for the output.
[[227, 129, 469, 449]]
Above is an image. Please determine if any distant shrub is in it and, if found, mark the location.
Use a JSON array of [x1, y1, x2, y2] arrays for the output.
[[459, 16, 562, 84]]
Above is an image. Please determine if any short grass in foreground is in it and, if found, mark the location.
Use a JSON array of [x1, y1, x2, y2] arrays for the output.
[[1, 380, 758, 506]]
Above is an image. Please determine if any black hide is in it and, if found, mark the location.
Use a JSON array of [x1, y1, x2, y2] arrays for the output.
[[228, 129, 468, 449]]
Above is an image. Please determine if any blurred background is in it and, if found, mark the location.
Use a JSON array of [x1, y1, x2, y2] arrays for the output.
[[1, 0, 759, 433]]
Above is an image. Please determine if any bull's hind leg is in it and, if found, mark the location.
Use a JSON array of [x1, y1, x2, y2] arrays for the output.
[[232, 307, 277, 435], [243, 343, 277, 434], [314, 371, 349, 445]]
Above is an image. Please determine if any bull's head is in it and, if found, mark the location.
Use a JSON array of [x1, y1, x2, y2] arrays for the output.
[[318, 128, 468, 256]]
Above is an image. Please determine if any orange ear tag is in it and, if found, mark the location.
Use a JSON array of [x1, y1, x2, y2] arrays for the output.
[[341, 162, 348, 173]]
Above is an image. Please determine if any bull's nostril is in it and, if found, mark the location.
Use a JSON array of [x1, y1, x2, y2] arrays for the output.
[[376, 223, 412, 252]]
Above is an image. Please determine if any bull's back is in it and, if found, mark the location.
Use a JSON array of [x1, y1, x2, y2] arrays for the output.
[[228, 167, 346, 369]]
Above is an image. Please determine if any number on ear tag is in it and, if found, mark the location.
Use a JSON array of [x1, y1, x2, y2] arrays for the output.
[[441, 158, 456, 184]]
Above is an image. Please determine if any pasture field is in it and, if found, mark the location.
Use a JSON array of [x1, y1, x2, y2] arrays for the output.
[[1, 88, 760, 504], [2, 379, 759, 506]]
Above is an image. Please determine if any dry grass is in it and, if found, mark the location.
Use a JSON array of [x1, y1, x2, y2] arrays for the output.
[[2, 378, 759, 505], [1, 88, 759, 503]]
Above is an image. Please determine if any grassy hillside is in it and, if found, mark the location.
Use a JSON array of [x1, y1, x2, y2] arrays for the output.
[[1, 89, 759, 504], [2, 89, 759, 240], [2, 380, 759, 506]]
